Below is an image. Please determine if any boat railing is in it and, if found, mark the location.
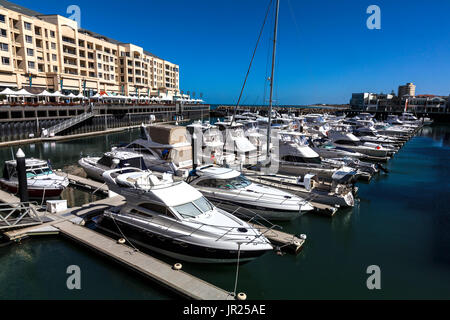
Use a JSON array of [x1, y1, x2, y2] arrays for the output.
[[245, 172, 321, 203], [0, 202, 45, 230], [158, 212, 278, 245]]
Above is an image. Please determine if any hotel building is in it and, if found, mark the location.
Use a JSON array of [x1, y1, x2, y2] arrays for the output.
[[0, 0, 180, 96]]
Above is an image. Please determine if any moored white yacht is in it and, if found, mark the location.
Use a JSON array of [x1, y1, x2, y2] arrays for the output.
[[0, 158, 69, 198], [274, 131, 359, 183], [118, 124, 192, 176], [186, 165, 314, 221], [186, 121, 235, 165], [328, 129, 395, 158], [79, 150, 148, 181], [97, 168, 273, 263]]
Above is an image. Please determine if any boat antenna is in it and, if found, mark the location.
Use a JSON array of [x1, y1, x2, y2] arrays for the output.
[[267, 0, 280, 157], [231, 0, 273, 125]]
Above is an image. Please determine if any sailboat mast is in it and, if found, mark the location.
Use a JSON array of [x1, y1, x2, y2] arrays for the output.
[[266, 0, 280, 156]]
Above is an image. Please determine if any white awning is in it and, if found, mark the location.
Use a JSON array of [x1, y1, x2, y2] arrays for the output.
[[50, 91, 67, 98], [37, 90, 53, 97], [15, 88, 35, 97], [0, 88, 18, 96]]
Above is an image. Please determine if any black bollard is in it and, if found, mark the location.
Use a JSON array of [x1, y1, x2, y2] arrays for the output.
[[191, 130, 198, 171], [16, 148, 29, 203]]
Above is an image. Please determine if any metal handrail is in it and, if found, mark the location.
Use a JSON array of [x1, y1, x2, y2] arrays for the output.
[[0, 202, 44, 229], [46, 111, 95, 136]]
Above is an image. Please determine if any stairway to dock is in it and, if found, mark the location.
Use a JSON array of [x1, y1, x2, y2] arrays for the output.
[[42, 111, 95, 137]]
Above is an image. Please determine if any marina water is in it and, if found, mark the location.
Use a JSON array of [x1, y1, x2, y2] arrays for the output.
[[1, 125, 449, 299]]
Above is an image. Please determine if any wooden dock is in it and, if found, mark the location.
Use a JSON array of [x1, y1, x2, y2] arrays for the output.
[[63, 173, 109, 195], [248, 222, 305, 254], [55, 220, 232, 300]]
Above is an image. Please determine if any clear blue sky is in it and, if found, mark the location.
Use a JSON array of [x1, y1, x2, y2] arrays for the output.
[[13, 0, 450, 104]]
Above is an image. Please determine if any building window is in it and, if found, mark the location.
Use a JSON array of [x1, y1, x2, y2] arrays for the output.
[[0, 29, 6, 37], [24, 22, 32, 30], [51, 42, 56, 49], [53, 66, 58, 72], [1, 57, 10, 65], [28, 61, 35, 69], [52, 54, 57, 61], [97, 63, 102, 69], [27, 48, 34, 56], [0, 15, 5, 23], [25, 35, 33, 43], [0, 43, 8, 51], [50, 30, 55, 38]]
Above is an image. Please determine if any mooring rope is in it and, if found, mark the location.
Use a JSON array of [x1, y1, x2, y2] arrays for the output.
[[109, 213, 139, 254], [233, 243, 242, 297]]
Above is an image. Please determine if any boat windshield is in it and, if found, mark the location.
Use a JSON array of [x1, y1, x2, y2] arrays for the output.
[[219, 175, 252, 189], [173, 196, 214, 218], [26, 168, 52, 178]]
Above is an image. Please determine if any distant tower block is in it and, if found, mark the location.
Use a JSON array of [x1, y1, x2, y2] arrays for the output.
[[398, 83, 416, 98]]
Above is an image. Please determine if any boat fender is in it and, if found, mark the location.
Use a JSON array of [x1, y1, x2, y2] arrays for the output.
[[299, 234, 307, 240], [117, 238, 126, 245], [173, 263, 182, 271], [111, 158, 120, 169], [304, 174, 315, 191], [237, 293, 247, 301]]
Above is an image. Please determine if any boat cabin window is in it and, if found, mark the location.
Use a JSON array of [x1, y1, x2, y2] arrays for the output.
[[197, 175, 251, 189], [282, 155, 322, 164], [98, 156, 113, 167], [173, 202, 203, 218], [193, 197, 213, 213], [173, 196, 213, 218], [26, 167, 53, 178], [122, 158, 147, 170], [139, 202, 177, 219], [334, 140, 362, 146]]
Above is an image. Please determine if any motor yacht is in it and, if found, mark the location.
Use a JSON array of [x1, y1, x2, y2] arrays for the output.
[[97, 168, 273, 263], [79, 150, 148, 181], [328, 129, 395, 158], [274, 131, 359, 183], [118, 124, 192, 176], [186, 165, 314, 221], [186, 121, 235, 166], [215, 121, 259, 164], [0, 158, 69, 198]]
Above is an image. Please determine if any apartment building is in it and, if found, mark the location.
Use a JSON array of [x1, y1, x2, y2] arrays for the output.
[[398, 82, 416, 98], [0, 0, 179, 96]]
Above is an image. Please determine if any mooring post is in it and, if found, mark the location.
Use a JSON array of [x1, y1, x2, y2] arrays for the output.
[[16, 148, 29, 203], [191, 130, 198, 171]]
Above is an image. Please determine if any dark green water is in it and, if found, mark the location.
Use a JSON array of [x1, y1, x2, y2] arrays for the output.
[[1, 125, 449, 299]]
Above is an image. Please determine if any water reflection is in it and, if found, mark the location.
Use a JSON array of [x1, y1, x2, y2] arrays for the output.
[[419, 125, 450, 147]]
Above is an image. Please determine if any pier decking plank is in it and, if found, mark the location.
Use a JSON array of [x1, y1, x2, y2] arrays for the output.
[[55, 220, 233, 300]]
